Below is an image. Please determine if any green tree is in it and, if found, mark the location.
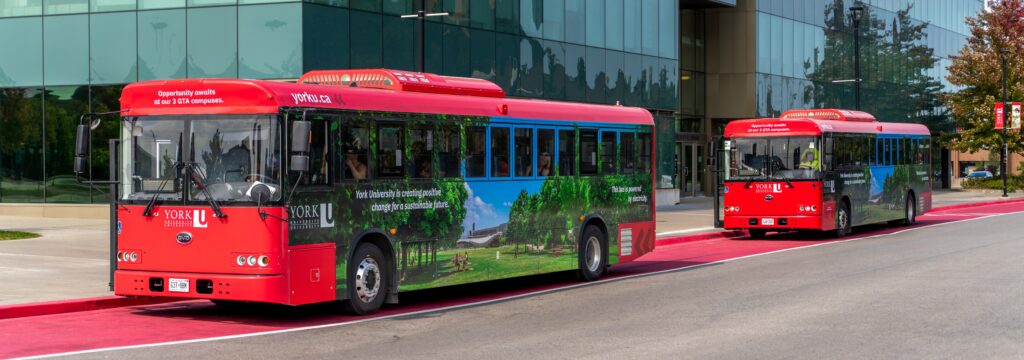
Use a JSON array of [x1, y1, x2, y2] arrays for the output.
[[943, 0, 1024, 153]]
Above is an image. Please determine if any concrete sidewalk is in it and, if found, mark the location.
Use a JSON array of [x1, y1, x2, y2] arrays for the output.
[[1, 189, 1022, 306]]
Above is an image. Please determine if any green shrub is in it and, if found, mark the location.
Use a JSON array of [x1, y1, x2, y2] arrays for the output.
[[961, 175, 1024, 192]]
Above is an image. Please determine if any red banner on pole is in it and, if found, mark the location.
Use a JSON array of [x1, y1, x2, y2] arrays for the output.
[[995, 102, 1005, 130]]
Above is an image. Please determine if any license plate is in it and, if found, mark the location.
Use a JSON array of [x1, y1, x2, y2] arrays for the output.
[[761, 218, 775, 226], [168, 278, 189, 293]]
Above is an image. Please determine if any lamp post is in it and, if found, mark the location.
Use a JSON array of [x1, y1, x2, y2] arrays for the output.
[[402, 0, 449, 72], [1000, 49, 1009, 197], [850, 5, 864, 111]]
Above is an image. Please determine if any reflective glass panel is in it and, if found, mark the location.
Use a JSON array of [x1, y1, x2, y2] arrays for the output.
[[542, 0, 563, 40], [604, 0, 622, 50], [564, 0, 583, 44], [239, 4, 301, 79], [0, 88, 43, 203], [640, 0, 657, 55], [187, 6, 237, 78], [623, 0, 640, 53], [585, 0, 603, 47], [139, 9, 186, 81], [90, 0, 134, 12], [91, 12, 137, 84], [1, 0, 42, 16], [350, 10, 382, 69], [303, 4, 349, 71], [45, 0, 87, 14], [0, 17, 42, 86], [43, 15, 88, 86], [137, 0, 183, 9]]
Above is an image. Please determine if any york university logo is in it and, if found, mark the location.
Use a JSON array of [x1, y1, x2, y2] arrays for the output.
[[161, 209, 208, 228], [753, 183, 784, 194], [289, 203, 335, 230]]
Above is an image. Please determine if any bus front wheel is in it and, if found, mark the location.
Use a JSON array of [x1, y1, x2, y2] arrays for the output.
[[747, 229, 767, 239], [342, 243, 389, 315], [834, 203, 851, 238], [577, 225, 607, 281]]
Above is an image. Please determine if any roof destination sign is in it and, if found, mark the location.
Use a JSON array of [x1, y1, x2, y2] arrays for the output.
[[155, 88, 224, 106]]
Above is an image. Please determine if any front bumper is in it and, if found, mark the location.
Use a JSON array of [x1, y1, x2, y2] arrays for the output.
[[115, 270, 289, 304], [724, 215, 823, 230]]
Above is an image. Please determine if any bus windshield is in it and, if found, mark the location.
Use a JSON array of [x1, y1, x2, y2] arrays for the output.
[[728, 136, 821, 180], [121, 115, 282, 202]]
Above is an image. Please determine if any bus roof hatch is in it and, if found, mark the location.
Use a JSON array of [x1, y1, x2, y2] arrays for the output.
[[779, 109, 876, 122], [297, 69, 506, 98]]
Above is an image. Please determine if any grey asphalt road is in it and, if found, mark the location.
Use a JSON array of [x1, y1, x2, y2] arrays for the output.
[[71, 212, 1024, 360]]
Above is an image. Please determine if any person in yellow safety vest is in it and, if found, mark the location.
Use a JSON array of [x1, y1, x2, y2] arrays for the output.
[[799, 147, 819, 170]]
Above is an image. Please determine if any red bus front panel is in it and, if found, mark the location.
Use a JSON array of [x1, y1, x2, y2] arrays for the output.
[[723, 181, 829, 231]]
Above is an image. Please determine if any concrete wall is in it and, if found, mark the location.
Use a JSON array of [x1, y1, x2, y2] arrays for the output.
[[0, 204, 107, 220]]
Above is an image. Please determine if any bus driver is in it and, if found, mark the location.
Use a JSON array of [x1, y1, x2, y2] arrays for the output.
[[798, 147, 819, 170]]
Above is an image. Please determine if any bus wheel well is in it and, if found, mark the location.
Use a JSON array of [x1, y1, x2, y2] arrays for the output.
[[840, 196, 851, 210], [353, 232, 397, 300], [906, 189, 916, 204], [582, 218, 608, 241]]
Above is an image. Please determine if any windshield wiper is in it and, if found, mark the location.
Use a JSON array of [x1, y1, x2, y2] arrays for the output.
[[142, 161, 182, 217], [184, 162, 227, 219]]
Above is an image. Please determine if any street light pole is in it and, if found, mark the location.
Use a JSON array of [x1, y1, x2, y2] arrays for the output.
[[1000, 49, 1009, 197], [402, 0, 449, 72], [850, 5, 864, 111]]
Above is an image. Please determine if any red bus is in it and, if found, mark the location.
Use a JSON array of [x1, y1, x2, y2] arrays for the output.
[[73, 69, 656, 314], [722, 109, 932, 238]]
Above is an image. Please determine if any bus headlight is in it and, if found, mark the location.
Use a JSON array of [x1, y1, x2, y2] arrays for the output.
[[247, 256, 257, 266], [128, 252, 138, 263], [117, 251, 123, 262], [236, 255, 246, 266], [810, 205, 817, 212], [258, 255, 270, 267]]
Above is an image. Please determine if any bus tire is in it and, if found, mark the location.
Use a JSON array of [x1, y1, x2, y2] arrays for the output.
[[577, 225, 607, 281], [342, 243, 389, 315], [747, 229, 767, 239], [902, 195, 916, 225], [834, 202, 851, 238]]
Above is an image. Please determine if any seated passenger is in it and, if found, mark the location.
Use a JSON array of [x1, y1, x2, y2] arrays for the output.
[[345, 150, 368, 180]]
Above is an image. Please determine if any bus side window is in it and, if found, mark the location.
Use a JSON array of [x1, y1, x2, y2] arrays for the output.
[[538, 129, 554, 177], [466, 126, 486, 177], [637, 132, 652, 174], [514, 128, 533, 177], [600, 131, 617, 175], [340, 120, 369, 181], [580, 130, 598, 175], [621, 132, 635, 174], [377, 123, 405, 178], [410, 126, 433, 179], [558, 129, 576, 176], [491, 127, 511, 178], [438, 123, 461, 178], [306, 118, 332, 185]]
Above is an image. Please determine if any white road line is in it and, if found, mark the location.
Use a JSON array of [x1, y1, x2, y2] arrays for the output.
[[656, 227, 716, 237], [18, 209, 1022, 360]]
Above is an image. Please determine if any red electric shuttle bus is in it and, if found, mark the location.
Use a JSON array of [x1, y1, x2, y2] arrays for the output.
[[73, 69, 656, 314], [722, 109, 931, 238]]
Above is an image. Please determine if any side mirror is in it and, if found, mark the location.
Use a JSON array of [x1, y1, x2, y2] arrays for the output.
[[290, 121, 311, 154], [73, 124, 90, 175], [290, 155, 309, 172]]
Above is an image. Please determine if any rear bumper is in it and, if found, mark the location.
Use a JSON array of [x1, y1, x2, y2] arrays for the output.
[[115, 270, 289, 304], [724, 215, 823, 230]]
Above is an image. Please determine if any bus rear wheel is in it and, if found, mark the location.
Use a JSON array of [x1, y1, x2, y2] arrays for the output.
[[902, 195, 916, 225], [834, 202, 851, 238], [577, 225, 607, 281], [342, 243, 389, 315]]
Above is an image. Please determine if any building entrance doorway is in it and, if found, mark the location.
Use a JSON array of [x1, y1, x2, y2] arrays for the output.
[[676, 142, 704, 198]]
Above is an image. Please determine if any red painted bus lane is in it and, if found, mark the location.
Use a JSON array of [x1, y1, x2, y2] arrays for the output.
[[2, 201, 1022, 359]]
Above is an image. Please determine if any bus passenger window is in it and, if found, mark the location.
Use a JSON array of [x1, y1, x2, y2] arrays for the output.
[[466, 126, 486, 177], [600, 132, 617, 175], [558, 129, 575, 176], [621, 132, 635, 174], [515, 128, 533, 177], [491, 127, 510, 177], [438, 124, 460, 177], [306, 120, 331, 185], [537, 129, 554, 177], [410, 127, 433, 178], [637, 133, 652, 173], [340, 122, 368, 180], [377, 124, 404, 178], [580, 130, 598, 175]]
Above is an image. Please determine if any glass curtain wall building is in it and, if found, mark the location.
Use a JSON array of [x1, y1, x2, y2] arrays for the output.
[[0, 0, 680, 204], [697, 0, 980, 197]]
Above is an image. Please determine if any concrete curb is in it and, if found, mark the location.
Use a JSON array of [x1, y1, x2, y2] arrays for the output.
[[0, 296, 177, 320], [3, 197, 1022, 321]]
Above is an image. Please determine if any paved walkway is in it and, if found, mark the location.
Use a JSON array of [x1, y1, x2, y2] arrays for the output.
[[1, 189, 1022, 306]]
